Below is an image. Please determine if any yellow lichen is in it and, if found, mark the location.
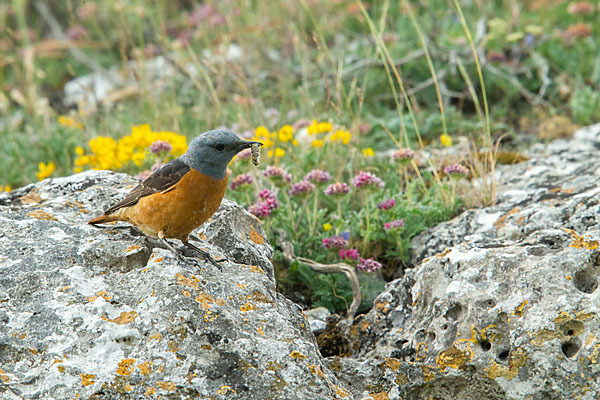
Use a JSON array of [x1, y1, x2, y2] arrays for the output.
[[486, 348, 526, 380], [513, 300, 528, 317], [0, 369, 9, 383], [217, 385, 237, 395], [384, 358, 401, 371], [249, 225, 265, 244], [289, 350, 307, 359], [138, 361, 151, 375], [436, 345, 472, 371], [240, 303, 256, 312], [156, 381, 176, 391], [80, 373, 95, 387], [175, 273, 201, 290], [116, 359, 136, 376], [149, 332, 162, 341], [249, 265, 265, 274], [102, 311, 138, 325], [195, 292, 216, 309], [26, 210, 57, 221]]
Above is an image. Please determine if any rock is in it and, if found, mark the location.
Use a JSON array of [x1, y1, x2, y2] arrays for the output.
[[0, 170, 350, 399], [332, 123, 600, 399], [304, 307, 331, 334]]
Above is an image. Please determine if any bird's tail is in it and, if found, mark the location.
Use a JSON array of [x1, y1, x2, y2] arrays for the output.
[[88, 214, 119, 225]]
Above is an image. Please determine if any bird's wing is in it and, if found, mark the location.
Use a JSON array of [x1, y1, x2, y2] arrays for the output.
[[104, 158, 191, 215]]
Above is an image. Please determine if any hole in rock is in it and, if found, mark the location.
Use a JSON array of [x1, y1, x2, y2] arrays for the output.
[[444, 303, 463, 321], [479, 339, 491, 352], [574, 268, 598, 294], [498, 349, 510, 361], [561, 339, 580, 358]]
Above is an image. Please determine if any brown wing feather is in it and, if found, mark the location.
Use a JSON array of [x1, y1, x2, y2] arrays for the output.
[[104, 158, 191, 215]]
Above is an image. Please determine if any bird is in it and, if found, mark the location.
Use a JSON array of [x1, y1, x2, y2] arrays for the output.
[[88, 129, 262, 268]]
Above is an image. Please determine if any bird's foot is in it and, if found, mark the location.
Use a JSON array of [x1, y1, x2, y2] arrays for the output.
[[183, 241, 227, 270]]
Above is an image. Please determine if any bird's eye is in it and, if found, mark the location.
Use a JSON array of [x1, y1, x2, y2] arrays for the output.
[[215, 144, 225, 151]]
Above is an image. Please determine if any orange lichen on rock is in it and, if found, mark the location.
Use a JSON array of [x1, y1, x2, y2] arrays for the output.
[[116, 359, 136, 376]]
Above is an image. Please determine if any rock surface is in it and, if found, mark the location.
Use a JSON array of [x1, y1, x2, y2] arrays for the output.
[[0, 171, 349, 399], [332, 123, 600, 399]]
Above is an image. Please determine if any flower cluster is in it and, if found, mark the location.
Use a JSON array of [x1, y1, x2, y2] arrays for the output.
[[392, 148, 415, 164], [357, 257, 382, 273], [248, 189, 279, 218], [339, 248, 360, 261], [251, 125, 297, 159], [58, 115, 83, 130], [230, 173, 254, 190], [362, 147, 374, 157], [150, 140, 172, 154], [384, 219, 405, 231], [305, 169, 331, 185], [288, 180, 315, 197], [73, 124, 187, 172], [444, 163, 469, 179], [322, 235, 348, 249], [377, 198, 396, 210], [307, 120, 333, 135], [264, 166, 292, 185], [351, 171, 384, 189], [324, 182, 350, 197], [0, 185, 11, 192], [36, 162, 56, 181]]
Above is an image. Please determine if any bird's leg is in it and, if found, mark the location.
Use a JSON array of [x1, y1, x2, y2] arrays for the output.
[[182, 240, 226, 270], [159, 237, 202, 268]]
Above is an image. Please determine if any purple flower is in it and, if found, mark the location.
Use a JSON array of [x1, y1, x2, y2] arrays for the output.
[[324, 182, 350, 197], [264, 107, 281, 123], [237, 148, 252, 160], [339, 248, 360, 261], [357, 257, 382, 273], [384, 219, 405, 231], [293, 119, 311, 130], [230, 173, 254, 190], [66, 25, 87, 41], [377, 198, 396, 210], [322, 236, 348, 249], [305, 169, 331, 185], [351, 171, 384, 190], [444, 163, 469, 179], [248, 189, 279, 219], [264, 166, 292, 185], [288, 180, 315, 197], [392, 148, 415, 165], [150, 140, 172, 154]]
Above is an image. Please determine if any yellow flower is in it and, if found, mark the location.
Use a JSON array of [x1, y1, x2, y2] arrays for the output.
[[323, 223, 332, 232], [307, 120, 333, 135], [0, 185, 11, 192], [58, 115, 83, 130], [131, 150, 146, 166], [36, 162, 56, 181], [75, 146, 85, 155], [440, 133, 452, 147], [311, 139, 324, 148], [292, 139, 299, 146], [267, 148, 285, 158], [73, 167, 83, 173], [362, 147, 374, 157], [278, 125, 294, 142], [255, 126, 270, 139], [330, 130, 351, 144]]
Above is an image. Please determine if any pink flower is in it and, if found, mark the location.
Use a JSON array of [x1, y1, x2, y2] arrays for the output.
[[384, 219, 404, 231], [392, 148, 415, 165], [248, 189, 279, 219], [322, 236, 348, 249], [230, 174, 254, 190], [324, 182, 350, 197], [237, 148, 252, 160], [339, 248, 360, 260], [288, 180, 315, 197], [305, 169, 331, 185], [357, 257, 382, 272], [351, 171, 384, 189], [66, 25, 87, 41], [264, 166, 292, 185], [377, 198, 396, 210], [150, 140, 172, 154], [444, 164, 468, 179]]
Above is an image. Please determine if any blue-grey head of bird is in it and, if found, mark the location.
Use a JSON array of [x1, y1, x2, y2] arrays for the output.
[[183, 129, 262, 179]]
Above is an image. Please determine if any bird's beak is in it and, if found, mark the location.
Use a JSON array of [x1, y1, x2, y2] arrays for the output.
[[241, 140, 263, 149]]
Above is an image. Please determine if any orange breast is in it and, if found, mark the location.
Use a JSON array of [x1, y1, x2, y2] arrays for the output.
[[117, 169, 228, 240]]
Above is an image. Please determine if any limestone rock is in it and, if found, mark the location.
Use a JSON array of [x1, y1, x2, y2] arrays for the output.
[[335, 123, 600, 400], [0, 170, 349, 399]]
